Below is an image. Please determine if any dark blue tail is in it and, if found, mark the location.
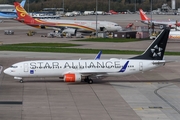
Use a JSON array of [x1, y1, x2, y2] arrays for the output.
[[131, 28, 170, 60]]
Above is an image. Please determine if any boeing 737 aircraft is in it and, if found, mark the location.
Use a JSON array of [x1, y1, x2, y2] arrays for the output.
[[0, 0, 26, 19], [139, 9, 180, 29], [14, 2, 122, 35], [4, 28, 170, 84]]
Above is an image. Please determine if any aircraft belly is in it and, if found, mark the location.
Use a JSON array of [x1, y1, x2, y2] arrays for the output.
[[77, 28, 92, 32]]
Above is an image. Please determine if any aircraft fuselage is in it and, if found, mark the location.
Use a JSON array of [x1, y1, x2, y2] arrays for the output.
[[4, 59, 164, 78]]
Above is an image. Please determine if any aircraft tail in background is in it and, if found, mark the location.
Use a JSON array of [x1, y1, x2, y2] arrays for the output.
[[13, 0, 26, 12], [109, 10, 118, 14], [14, 2, 53, 27], [14, 2, 33, 22], [139, 9, 150, 21]]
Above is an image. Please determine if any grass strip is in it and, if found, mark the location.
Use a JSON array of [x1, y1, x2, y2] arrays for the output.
[[74, 38, 142, 42], [0, 43, 180, 56], [8, 43, 80, 47]]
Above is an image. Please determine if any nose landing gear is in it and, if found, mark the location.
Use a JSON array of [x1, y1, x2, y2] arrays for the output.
[[19, 79, 23, 83]]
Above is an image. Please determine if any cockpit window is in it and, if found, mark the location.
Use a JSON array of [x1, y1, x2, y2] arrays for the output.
[[10, 66, 18, 68], [115, 24, 119, 26]]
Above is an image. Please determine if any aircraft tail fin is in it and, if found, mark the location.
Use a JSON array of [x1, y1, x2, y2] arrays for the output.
[[20, 0, 26, 8], [13, 0, 26, 12], [14, 2, 54, 27], [130, 28, 170, 60], [139, 9, 150, 21], [14, 2, 33, 23]]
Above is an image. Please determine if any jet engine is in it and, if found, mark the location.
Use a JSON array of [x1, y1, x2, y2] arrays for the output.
[[63, 73, 81, 82], [62, 28, 77, 35], [40, 25, 46, 29], [100, 27, 105, 31]]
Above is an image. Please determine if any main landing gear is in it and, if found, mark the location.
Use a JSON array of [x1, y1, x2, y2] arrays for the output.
[[19, 79, 23, 83], [84, 77, 93, 84]]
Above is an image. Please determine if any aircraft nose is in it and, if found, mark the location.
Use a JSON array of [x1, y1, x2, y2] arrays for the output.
[[117, 26, 122, 32], [4, 68, 11, 75]]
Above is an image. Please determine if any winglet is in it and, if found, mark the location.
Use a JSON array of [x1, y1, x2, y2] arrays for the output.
[[119, 61, 129, 72], [94, 51, 102, 60], [139, 9, 150, 21]]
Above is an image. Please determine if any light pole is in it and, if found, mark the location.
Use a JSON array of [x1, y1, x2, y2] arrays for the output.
[[63, 0, 64, 14], [109, 0, 111, 11], [134, 0, 136, 13], [150, 0, 152, 36], [28, 0, 29, 13], [96, 0, 98, 38]]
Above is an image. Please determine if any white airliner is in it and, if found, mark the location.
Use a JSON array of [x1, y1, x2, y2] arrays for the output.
[[14, 2, 122, 35], [4, 28, 170, 84], [139, 9, 180, 29]]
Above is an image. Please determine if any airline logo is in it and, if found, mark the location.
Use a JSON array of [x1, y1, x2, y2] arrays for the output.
[[20, 13, 25, 17], [30, 70, 34, 74], [119, 61, 129, 72], [151, 45, 163, 57]]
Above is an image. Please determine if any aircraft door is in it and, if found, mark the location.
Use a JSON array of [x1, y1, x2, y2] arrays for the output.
[[24, 63, 28, 72], [139, 62, 143, 71]]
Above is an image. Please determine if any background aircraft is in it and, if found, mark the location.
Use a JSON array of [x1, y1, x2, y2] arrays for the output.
[[0, 0, 26, 19], [4, 28, 170, 84], [14, 2, 122, 35], [108, 10, 118, 15], [139, 9, 180, 30]]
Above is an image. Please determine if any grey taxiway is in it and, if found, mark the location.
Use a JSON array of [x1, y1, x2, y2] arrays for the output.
[[0, 14, 180, 120]]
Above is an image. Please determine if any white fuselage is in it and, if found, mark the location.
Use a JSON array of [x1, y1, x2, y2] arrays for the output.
[[42, 19, 122, 32], [4, 59, 164, 79], [169, 30, 180, 39], [141, 20, 176, 26]]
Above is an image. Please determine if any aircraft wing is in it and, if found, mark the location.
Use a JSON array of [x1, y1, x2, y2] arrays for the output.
[[66, 60, 129, 78], [73, 71, 109, 80]]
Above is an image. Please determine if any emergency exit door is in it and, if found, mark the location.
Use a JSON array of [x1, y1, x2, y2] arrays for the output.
[[24, 63, 28, 72], [139, 62, 143, 71]]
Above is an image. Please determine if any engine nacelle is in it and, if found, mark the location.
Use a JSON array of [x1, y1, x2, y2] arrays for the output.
[[63, 73, 81, 82], [62, 28, 77, 35], [40, 25, 46, 29]]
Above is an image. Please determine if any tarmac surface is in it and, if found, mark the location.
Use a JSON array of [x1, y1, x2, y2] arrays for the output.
[[0, 14, 180, 120]]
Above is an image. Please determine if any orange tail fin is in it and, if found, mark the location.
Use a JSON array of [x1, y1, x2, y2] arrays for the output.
[[139, 9, 150, 21]]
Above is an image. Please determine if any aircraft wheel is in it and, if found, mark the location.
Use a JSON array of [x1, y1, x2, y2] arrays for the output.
[[19, 80, 23, 83], [88, 79, 93, 84], [84, 79, 87, 82]]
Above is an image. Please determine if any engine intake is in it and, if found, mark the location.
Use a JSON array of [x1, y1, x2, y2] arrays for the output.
[[62, 28, 77, 35]]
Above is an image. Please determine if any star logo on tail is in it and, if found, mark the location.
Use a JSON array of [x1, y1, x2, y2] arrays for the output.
[[151, 45, 163, 57]]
